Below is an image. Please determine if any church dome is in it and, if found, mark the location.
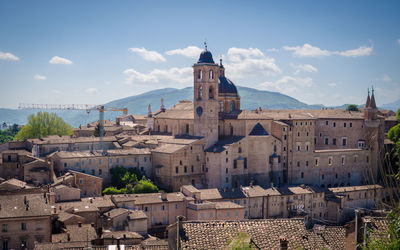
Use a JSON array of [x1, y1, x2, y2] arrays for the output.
[[218, 76, 238, 95], [197, 50, 215, 64]]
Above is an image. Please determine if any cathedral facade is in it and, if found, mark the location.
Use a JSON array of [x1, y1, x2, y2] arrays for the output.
[[151, 48, 384, 192]]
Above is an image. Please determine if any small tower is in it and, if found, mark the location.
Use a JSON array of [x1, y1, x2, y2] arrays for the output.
[[364, 86, 378, 120], [160, 98, 166, 112], [193, 43, 220, 149], [147, 104, 154, 131], [147, 104, 152, 118]]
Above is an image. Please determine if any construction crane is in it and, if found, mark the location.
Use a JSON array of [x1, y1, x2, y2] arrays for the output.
[[18, 103, 128, 155]]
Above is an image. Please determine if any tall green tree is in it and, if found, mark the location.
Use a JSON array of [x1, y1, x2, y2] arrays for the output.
[[346, 104, 359, 111], [14, 112, 73, 140]]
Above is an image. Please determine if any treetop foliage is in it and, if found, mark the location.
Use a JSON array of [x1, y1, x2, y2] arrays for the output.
[[346, 104, 359, 111], [14, 112, 73, 140], [104, 166, 159, 194]]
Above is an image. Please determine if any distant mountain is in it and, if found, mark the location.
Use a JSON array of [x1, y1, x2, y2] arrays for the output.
[[380, 98, 400, 112], [1, 86, 396, 127]]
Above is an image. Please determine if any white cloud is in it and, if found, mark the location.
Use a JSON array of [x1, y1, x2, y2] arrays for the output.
[[52, 89, 61, 94], [336, 46, 373, 57], [290, 63, 318, 74], [283, 44, 331, 57], [328, 82, 337, 87], [123, 67, 192, 84], [165, 46, 203, 58], [49, 56, 73, 65], [266, 48, 279, 52], [128, 47, 166, 62], [398, 39, 400, 45], [224, 47, 281, 78], [283, 43, 373, 57], [227, 47, 265, 62], [34, 74, 46, 80], [259, 76, 313, 94], [382, 74, 392, 82], [0, 50, 19, 61], [85, 88, 99, 94]]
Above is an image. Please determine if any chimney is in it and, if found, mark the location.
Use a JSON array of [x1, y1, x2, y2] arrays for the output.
[[279, 236, 288, 250], [161, 192, 167, 201]]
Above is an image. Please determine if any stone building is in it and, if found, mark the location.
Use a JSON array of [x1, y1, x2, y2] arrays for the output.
[[0, 190, 52, 250], [49, 148, 151, 184], [186, 201, 245, 221], [150, 47, 384, 191]]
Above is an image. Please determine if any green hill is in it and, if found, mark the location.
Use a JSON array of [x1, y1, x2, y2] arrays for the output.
[[0, 86, 367, 127]]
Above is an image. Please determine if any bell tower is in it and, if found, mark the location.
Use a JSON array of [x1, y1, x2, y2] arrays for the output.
[[193, 43, 220, 149]]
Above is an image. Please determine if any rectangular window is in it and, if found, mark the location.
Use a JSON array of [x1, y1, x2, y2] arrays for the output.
[[326, 121, 328, 125], [315, 158, 319, 166], [333, 138, 336, 145], [191, 165, 194, 172], [333, 122, 336, 127], [306, 144, 309, 151], [99, 169, 102, 175], [116, 158, 119, 164], [297, 145, 301, 151], [342, 138, 347, 146], [21, 223, 27, 231], [110, 159, 113, 164], [175, 167, 179, 174], [284, 135, 287, 140], [2, 224, 7, 232], [328, 157, 332, 166], [91, 169, 95, 175], [341, 156, 345, 166], [297, 161, 300, 167], [234, 160, 237, 169], [98, 159, 101, 165], [350, 122, 352, 127], [344, 123, 347, 128], [226, 168, 228, 174], [226, 177, 229, 183], [306, 161, 309, 167], [184, 166, 187, 173], [325, 138, 329, 145], [144, 157, 147, 162], [244, 158, 247, 169]]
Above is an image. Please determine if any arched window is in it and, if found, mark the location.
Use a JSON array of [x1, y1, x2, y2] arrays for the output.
[[209, 70, 213, 80], [219, 102, 224, 112], [230, 100, 235, 112], [198, 70, 202, 80], [209, 87, 214, 99], [199, 86, 203, 99]]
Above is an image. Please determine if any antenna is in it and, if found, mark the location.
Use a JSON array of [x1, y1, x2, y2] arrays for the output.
[[204, 39, 207, 50]]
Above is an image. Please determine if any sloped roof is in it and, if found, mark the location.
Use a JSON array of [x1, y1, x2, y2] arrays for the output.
[[249, 122, 269, 136], [205, 136, 245, 153], [0, 192, 51, 218], [178, 219, 345, 249]]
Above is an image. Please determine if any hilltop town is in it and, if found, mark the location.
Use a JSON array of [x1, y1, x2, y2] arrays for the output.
[[0, 48, 398, 250]]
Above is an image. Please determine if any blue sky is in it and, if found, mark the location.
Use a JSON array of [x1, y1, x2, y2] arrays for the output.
[[0, 0, 399, 109]]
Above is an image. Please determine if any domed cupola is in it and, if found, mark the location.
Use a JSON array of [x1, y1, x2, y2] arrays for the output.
[[218, 76, 238, 96], [197, 49, 215, 64]]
